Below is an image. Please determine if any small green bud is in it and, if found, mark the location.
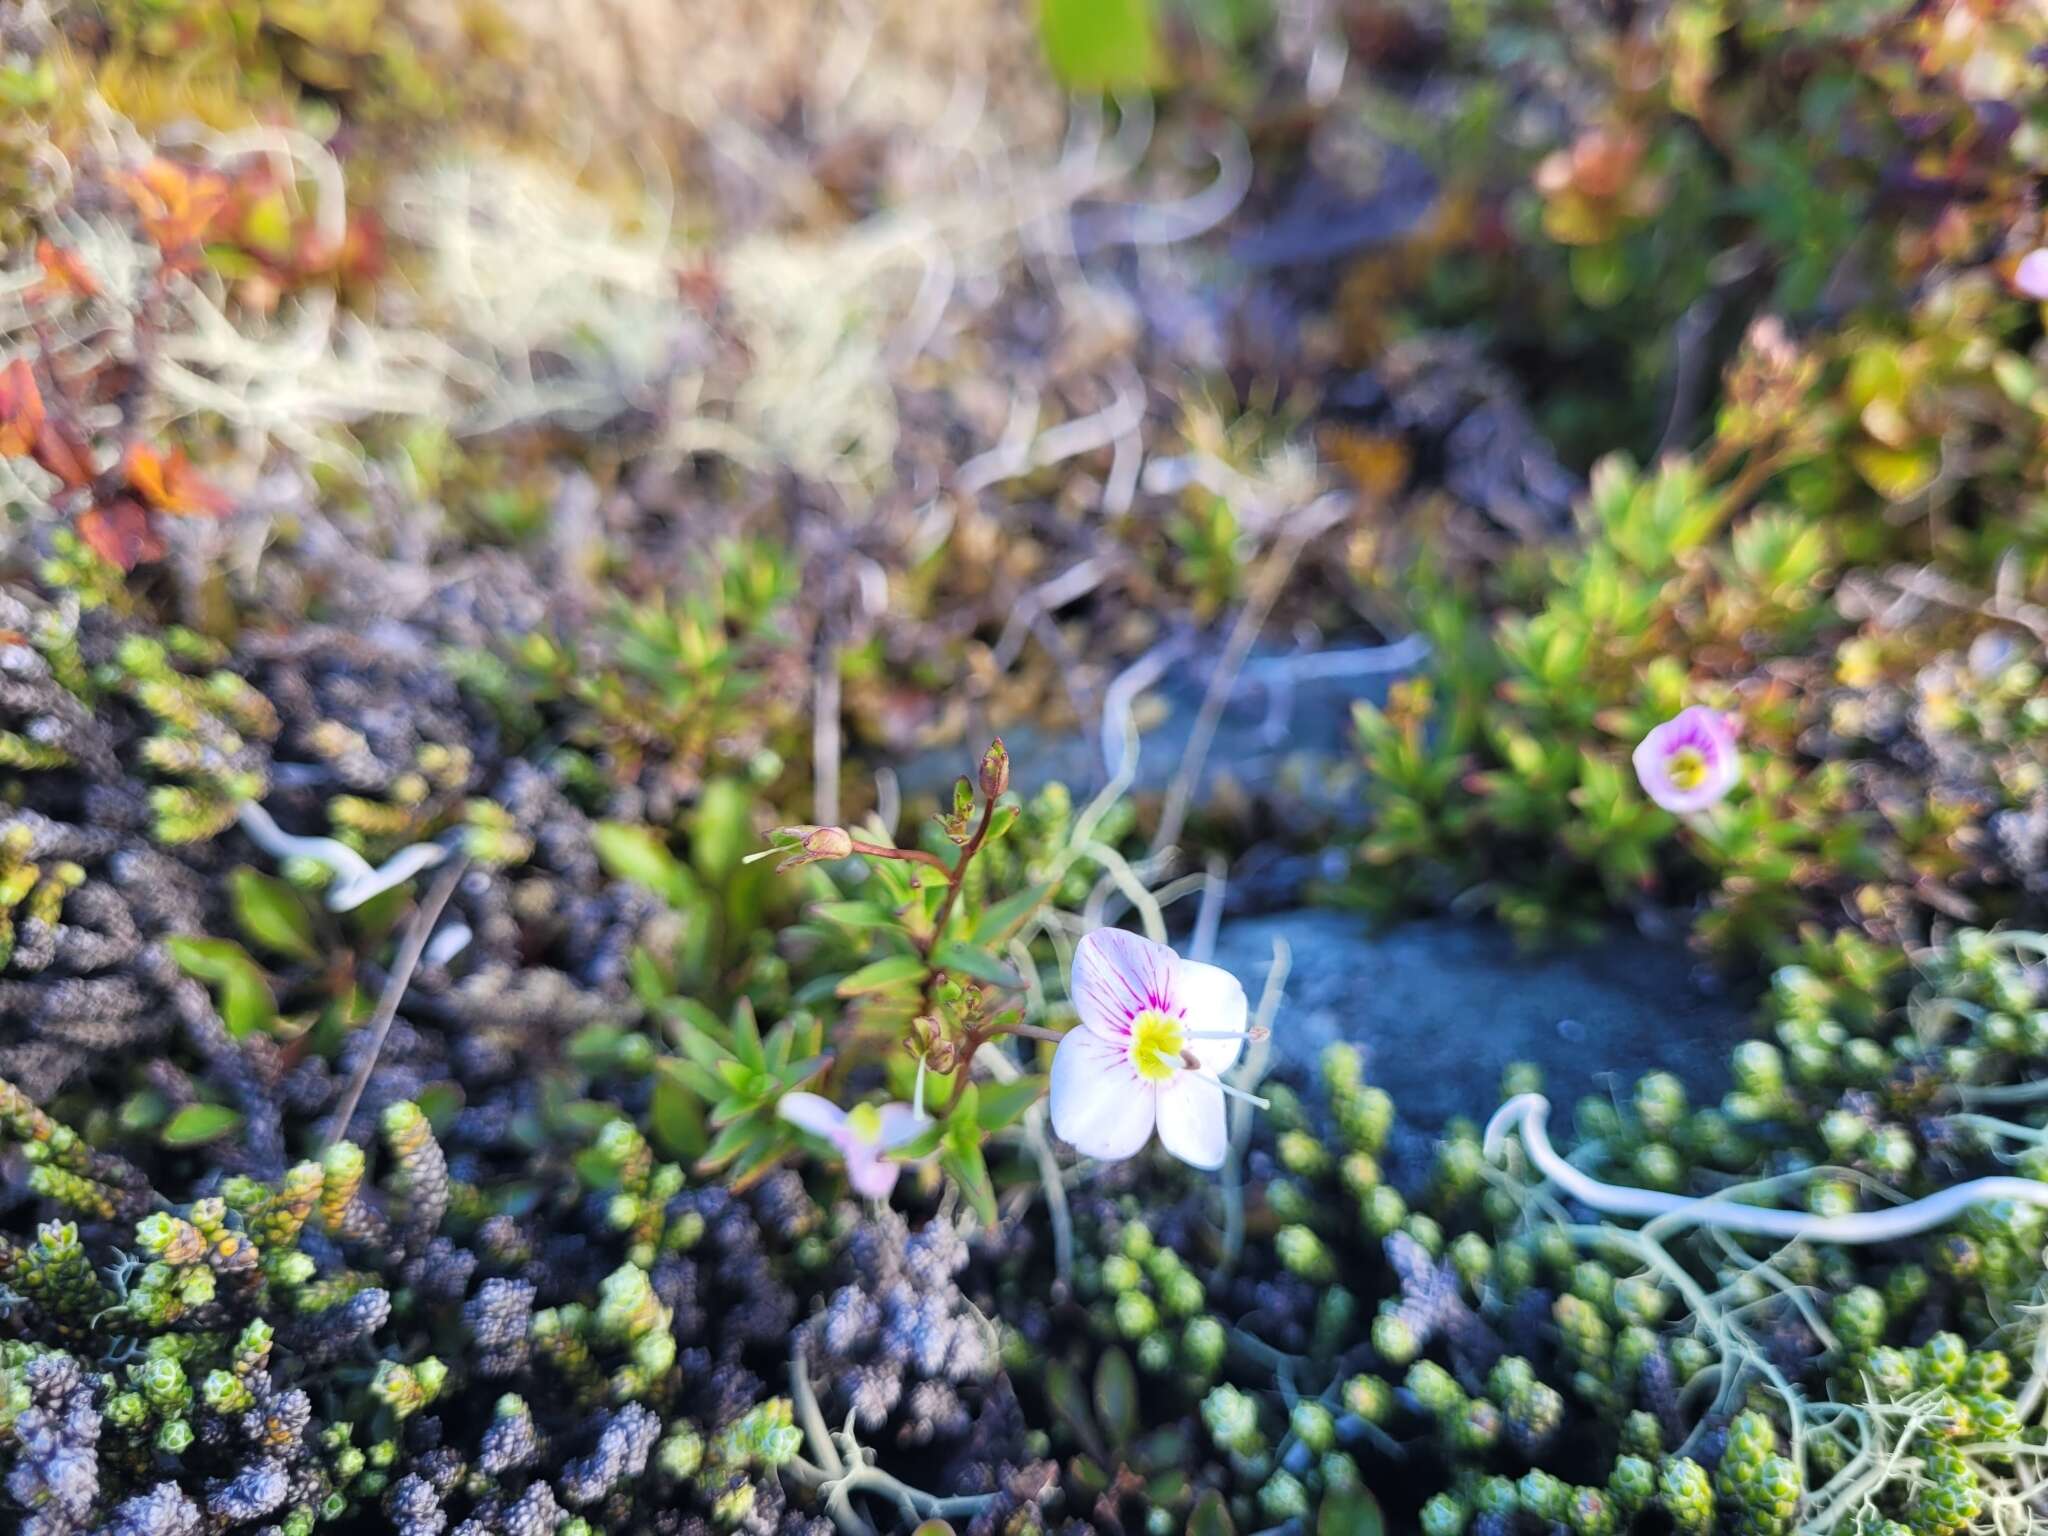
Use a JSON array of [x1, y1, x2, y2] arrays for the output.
[[1342, 1373, 1393, 1425], [1290, 1402, 1336, 1454], [1181, 1317, 1226, 1377], [1420, 1492, 1467, 1536], [1114, 1290, 1159, 1340]]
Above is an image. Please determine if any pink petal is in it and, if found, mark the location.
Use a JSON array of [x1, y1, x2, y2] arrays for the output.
[[1071, 926, 1179, 1041], [778, 1091, 849, 1139], [1154, 1074, 1229, 1169], [1049, 1025, 1155, 1160], [842, 1139, 903, 1199], [1172, 957, 1248, 1074], [2017, 249, 2048, 301], [1632, 706, 1740, 814]]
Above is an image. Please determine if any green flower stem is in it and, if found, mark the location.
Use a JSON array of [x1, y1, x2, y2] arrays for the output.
[[844, 839, 950, 876]]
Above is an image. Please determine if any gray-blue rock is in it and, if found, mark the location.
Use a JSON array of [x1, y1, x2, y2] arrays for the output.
[[1210, 909, 1753, 1129]]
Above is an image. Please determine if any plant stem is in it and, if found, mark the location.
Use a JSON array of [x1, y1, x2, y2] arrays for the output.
[[938, 1028, 987, 1119], [846, 838, 950, 875], [926, 792, 998, 951], [913, 792, 1005, 1111]]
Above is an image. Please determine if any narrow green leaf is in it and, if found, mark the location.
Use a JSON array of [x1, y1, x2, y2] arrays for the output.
[[972, 881, 1054, 944], [674, 1024, 729, 1073], [836, 953, 931, 997], [939, 1141, 996, 1228], [668, 1061, 725, 1101], [931, 941, 1022, 989], [730, 1000, 767, 1072], [697, 1116, 774, 1173], [1092, 1347, 1138, 1446], [566, 1025, 628, 1069], [810, 900, 896, 929], [592, 822, 694, 906], [975, 1076, 1046, 1133], [948, 1083, 981, 1133], [161, 1103, 243, 1147], [1043, 1359, 1101, 1456], [628, 946, 672, 1008], [118, 1090, 169, 1133], [166, 936, 276, 1040], [650, 1063, 708, 1160], [228, 867, 319, 962], [689, 778, 754, 883]]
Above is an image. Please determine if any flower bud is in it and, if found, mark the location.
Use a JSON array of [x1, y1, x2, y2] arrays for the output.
[[764, 825, 854, 871], [978, 737, 1010, 799]]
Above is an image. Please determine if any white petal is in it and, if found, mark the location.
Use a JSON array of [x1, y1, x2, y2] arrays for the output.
[[1154, 1074, 1229, 1170], [777, 1092, 848, 1139], [1172, 957, 1249, 1074], [876, 1103, 932, 1151], [1049, 1026, 1155, 1160], [1071, 926, 1179, 1040]]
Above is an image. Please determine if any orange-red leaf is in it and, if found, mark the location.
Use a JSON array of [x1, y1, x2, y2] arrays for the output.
[[78, 499, 165, 570], [29, 416, 96, 492], [119, 157, 230, 257], [35, 241, 100, 300], [0, 359, 46, 458], [124, 442, 230, 518]]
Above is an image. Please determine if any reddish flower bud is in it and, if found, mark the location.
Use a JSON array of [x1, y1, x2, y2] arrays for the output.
[[978, 737, 1010, 800]]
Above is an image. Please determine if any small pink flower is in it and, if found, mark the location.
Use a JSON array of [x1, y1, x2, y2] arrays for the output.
[[1049, 928, 1254, 1171], [2015, 249, 2048, 301], [778, 1093, 930, 1199], [1632, 705, 1741, 814]]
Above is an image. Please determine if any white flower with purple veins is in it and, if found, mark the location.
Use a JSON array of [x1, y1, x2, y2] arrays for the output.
[[778, 1094, 929, 1200], [1050, 927, 1256, 1171], [1632, 705, 1741, 814]]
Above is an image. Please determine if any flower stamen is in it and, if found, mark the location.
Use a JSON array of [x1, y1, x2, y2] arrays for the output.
[[1665, 745, 1708, 791], [1214, 1080, 1271, 1109], [1129, 1009, 1187, 1082]]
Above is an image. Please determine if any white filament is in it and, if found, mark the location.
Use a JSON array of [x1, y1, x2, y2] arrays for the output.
[[1485, 1093, 2048, 1244]]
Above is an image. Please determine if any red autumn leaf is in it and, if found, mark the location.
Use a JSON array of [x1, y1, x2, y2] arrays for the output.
[[0, 358, 46, 458], [30, 415, 97, 492], [77, 498, 166, 570], [34, 241, 101, 301], [124, 441, 230, 518], [338, 211, 387, 284]]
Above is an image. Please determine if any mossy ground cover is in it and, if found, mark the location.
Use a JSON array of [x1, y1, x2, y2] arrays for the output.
[[4, 3, 2048, 1535]]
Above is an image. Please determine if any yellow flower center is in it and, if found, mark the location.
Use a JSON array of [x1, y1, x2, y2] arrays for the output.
[[846, 1103, 882, 1144], [1665, 746, 1708, 792], [1130, 1009, 1187, 1082]]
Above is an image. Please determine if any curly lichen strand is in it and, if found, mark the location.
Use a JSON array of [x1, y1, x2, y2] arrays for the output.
[[1487, 1093, 2048, 1244]]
